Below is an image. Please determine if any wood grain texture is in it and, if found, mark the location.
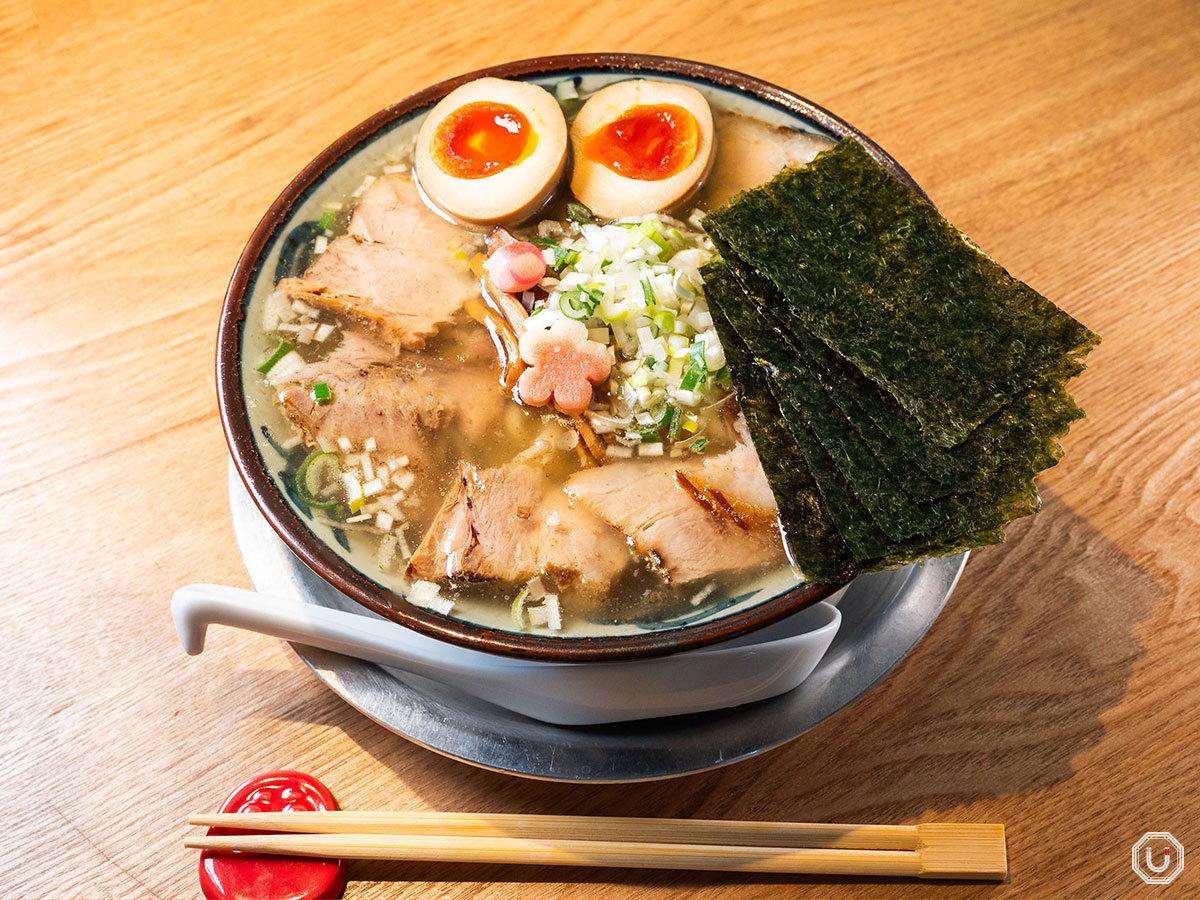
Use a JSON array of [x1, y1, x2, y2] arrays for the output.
[[2, 0, 1198, 897]]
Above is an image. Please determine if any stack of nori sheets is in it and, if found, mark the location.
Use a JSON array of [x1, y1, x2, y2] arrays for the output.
[[700, 139, 1099, 583]]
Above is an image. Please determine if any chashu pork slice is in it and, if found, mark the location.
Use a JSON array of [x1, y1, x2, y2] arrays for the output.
[[348, 173, 450, 246], [407, 462, 632, 595], [285, 175, 479, 350], [703, 112, 833, 208], [267, 330, 506, 472], [565, 440, 784, 584], [672, 418, 780, 532]]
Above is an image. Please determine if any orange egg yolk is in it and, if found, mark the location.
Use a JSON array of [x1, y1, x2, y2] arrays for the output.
[[581, 104, 699, 181], [431, 101, 537, 179]]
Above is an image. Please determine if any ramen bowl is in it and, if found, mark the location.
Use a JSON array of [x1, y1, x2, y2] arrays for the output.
[[217, 54, 925, 662]]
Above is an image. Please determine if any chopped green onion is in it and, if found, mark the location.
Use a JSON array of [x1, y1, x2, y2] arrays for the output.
[[644, 356, 658, 370], [712, 365, 731, 383], [527, 236, 557, 248], [690, 437, 708, 453], [552, 246, 579, 270], [679, 340, 708, 392], [641, 278, 656, 306], [317, 210, 336, 231], [311, 381, 332, 404], [295, 450, 343, 510], [636, 220, 660, 240], [652, 308, 675, 333], [257, 339, 294, 374], [637, 220, 671, 257], [682, 414, 700, 433], [600, 258, 612, 271], [559, 290, 593, 320], [634, 425, 661, 443], [567, 201, 595, 225], [511, 587, 530, 629], [663, 405, 682, 442], [342, 472, 364, 513]]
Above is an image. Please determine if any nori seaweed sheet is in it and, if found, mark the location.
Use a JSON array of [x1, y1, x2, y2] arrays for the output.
[[708, 269, 854, 582], [864, 525, 1009, 574], [713, 245, 953, 503], [706, 266, 892, 560], [716, 269, 950, 539], [706, 261, 1043, 544], [714, 262, 1018, 577], [714, 246, 1086, 488], [790, 319, 1084, 485], [702, 138, 1100, 447], [711, 268, 1022, 577]]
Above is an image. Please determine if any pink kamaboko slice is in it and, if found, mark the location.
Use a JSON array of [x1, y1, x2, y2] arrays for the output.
[[517, 319, 611, 413]]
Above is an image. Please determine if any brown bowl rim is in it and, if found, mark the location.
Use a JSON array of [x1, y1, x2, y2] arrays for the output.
[[217, 52, 925, 662]]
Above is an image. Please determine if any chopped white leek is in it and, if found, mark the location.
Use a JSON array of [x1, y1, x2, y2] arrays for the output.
[[523, 212, 728, 445], [341, 473, 364, 513]]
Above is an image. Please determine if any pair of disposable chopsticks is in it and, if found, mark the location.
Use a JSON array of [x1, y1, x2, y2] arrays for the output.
[[186, 811, 1007, 881]]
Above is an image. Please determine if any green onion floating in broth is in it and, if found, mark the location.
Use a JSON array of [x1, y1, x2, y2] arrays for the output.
[[510, 587, 531, 630], [257, 339, 294, 374], [295, 450, 344, 511]]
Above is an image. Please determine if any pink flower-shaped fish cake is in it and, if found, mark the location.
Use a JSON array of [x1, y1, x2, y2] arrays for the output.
[[517, 319, 612, 413]]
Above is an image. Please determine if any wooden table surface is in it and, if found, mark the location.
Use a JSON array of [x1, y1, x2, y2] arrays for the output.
[[4, 0, 1198, 896]]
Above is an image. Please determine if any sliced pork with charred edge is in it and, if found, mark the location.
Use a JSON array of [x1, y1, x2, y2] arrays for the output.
[[672, 419, 780, 532], [407, 462, 632, 597], [565, 440, 783, 584]]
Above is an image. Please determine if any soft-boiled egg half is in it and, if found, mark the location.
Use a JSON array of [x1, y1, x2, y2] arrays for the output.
[[569, 80, 715, 219], [415, 77, 568, 227]]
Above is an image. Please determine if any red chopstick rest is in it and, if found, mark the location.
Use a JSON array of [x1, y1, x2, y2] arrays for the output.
[[199, 770, 347, 900]]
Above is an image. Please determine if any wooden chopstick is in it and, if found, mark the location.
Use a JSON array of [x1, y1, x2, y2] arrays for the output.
[[185, 813, 1006, 880], [190, 812, 920, 849]]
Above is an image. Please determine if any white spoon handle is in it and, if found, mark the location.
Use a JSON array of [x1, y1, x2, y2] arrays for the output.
[[170, 583, 471, 677]]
